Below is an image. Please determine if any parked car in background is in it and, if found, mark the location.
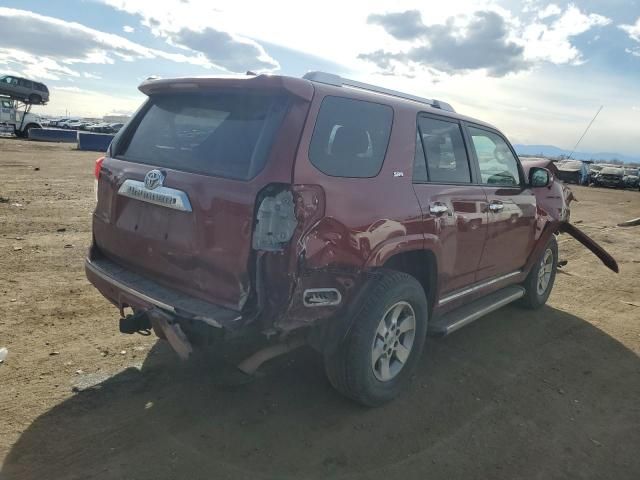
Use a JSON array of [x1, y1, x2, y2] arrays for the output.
[[588, 164, 604, 184], [594, 166, 625, 188], [49, 118, 70, 128], [557, 160, 589, 185], [67, 121, 85, 130], [105, 122, 124, 133], [58, 119, 81, 129], [623, 168, 639, 189], [0, 75, 49, 104], [88, 122, 110, 132], [85, 72, 618, 406]]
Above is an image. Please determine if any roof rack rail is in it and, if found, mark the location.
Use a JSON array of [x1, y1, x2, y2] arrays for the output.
[[302, 71, 455, 113]]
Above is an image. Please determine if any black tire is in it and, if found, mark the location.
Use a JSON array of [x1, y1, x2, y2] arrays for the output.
[[519, 236, 558, 309], [28, 94, 41, 104], [324, 270, 428, 407], [22, 123, 38, 138]]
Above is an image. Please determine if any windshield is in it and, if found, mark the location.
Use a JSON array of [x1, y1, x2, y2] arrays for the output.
[[116, 91, 290, 180]]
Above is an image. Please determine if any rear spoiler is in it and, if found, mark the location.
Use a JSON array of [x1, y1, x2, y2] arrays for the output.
[[138, 75, 315, 101]]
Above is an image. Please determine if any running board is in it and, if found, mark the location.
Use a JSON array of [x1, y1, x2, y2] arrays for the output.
[[429, 285, 525, 336]]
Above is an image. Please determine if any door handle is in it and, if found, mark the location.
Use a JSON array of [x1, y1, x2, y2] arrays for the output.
[[488, 201, 504, 212], [429, 202, 449, 215]]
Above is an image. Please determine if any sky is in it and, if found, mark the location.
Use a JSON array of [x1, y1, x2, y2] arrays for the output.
[[0, 0, 639, 156]]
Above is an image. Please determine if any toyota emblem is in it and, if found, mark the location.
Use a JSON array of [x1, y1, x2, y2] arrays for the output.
[[144, 169, 164, 190]]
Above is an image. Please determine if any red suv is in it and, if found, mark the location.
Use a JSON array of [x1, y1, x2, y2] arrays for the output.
[[86, 72, 617, 406]]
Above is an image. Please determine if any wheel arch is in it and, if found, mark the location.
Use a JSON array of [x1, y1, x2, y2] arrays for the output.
[[382, 249, 438, 317], [23, 122, 40, 134]]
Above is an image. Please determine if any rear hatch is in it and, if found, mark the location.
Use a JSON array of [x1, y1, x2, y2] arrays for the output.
[[92, 76, 313, 311]]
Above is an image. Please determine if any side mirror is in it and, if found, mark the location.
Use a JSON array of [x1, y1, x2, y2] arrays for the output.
[[529, 167, 551, 188]]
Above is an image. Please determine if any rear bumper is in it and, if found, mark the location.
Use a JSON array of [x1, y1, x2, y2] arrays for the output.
[[85, 256, 243, 330]]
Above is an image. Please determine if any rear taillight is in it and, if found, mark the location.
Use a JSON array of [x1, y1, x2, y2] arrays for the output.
[[94, 156, 105, 179], [252, 184, 326, 252], [94, 156, 104, 201]]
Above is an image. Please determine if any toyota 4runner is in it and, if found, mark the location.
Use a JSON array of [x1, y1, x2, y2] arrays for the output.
[[86, 72, 618, 406]]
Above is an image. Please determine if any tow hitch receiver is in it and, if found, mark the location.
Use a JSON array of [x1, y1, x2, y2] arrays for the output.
[[119, 310, 151, 334]]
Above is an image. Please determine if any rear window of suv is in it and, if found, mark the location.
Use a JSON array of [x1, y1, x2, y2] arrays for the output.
[[309, 96, 393, 177], [115, 91, 290, 180]]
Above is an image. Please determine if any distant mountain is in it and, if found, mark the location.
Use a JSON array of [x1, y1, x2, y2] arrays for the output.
[[514, 144, 640, 164]]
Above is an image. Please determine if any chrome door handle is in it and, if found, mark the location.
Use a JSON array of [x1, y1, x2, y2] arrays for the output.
[[488, 202, 504, 212], [429, 203, 449, 215]]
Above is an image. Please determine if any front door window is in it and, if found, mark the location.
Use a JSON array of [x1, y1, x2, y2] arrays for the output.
[[468, 127, 521, 186]]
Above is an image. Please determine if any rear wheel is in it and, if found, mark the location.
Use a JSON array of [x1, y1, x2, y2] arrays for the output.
[[324, 270, 428, 407], [519, 236, 558, 309], [28, 94, 41, 104]]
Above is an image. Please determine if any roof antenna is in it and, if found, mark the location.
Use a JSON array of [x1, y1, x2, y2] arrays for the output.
[[567, 105, 603, 160]]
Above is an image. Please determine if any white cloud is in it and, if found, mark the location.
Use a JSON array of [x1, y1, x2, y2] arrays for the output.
[[538, 4, 561, 20], [0, 7, 210, 80], [44, 86, 143, 117], [54, 86, 83, 92], [361, 10, 528, 77], [99, 0, 495, 71], [169, 27, 278, 72], [82, 72, 102, 79], [620, 18, 640, 57], [100, 0, 279, 72], [123, 25, 134, 33], [0, 48, 80, 80], [522, 5, 610, 64], [359, 3, 612, 77], [620, 17, 640, 41]]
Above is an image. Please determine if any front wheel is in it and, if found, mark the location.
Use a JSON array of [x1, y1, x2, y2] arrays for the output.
[[519, 236, 558, 309], [324, 270, 428, 407]]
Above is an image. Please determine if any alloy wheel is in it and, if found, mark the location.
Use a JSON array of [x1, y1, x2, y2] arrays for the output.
[[537, 247, 554, 296], [371, 301, 416, 382]]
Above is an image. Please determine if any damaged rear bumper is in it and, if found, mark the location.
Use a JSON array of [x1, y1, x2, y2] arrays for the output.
[[85, 256, 243, 330]]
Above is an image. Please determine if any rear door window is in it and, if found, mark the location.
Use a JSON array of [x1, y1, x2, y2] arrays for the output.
[[416, 115, 471, 183], [309, 96, 393, 177], [115, 92, 290, 180]]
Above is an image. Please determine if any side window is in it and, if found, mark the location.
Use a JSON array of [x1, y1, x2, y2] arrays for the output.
[[417, 116, 471, 183], [309, 96, 393, 177], [468, 127, 521, 186], [19, 79, 33, 88], [412, 130, 428, 182]]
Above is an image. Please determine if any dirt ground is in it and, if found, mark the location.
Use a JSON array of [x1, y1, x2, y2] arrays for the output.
[[0, 137, 639, 480]]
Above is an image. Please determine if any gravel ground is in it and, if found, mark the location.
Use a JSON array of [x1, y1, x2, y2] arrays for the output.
[[0, 138, 639, 480]]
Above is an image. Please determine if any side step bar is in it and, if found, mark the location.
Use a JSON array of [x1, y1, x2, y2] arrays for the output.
[[429, 285, 525, 336]]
